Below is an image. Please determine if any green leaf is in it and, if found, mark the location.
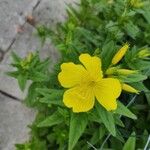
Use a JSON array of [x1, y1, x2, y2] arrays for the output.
[[141, 8, 150, 24], [36, 88, 64, 106], [96, 103, 116, 136], [68, 113, 88, 150], [101, 41, 116, 71], [75, 27, 98, 46], [35, 58, 50, 71], [119, 74, 147, 83], [125, 51, 150, 70], [30, 71, 49, 82], [115, 101, 137, 120], [17, 73, 28, 91], [125, 22, 139, 39], [37, 111, 64, 127], [25, 82, 40, 107], [7, 71, 19, 78], [131, 82, 150, 105], [114, 116, 125, 127], [11, 52, 21, 63], [123, 132, 136, 150], [116, 129, 125, 143]]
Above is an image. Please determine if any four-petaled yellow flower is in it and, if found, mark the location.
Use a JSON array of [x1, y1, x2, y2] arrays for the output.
[[58, 54, 122, 113]]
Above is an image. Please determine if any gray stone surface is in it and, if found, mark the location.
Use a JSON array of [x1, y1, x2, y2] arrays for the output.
[[0, 94, 35, 150], [33, 0, 78, 27], [0, 0, 40, 51]]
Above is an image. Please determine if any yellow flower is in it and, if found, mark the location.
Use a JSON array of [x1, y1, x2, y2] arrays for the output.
[[122, 83, 139, 94], [112, 43, 129, 65], [58, 54, 122, 112]]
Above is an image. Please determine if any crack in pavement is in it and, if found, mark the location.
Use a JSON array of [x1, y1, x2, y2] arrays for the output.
[[33, 0, 42, 11], [0, 90, 22, 101], [3, 37, 17, 55], [0, 49, 4, 62]]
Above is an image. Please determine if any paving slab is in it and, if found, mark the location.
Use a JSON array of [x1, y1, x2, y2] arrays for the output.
[[32, 0, 79, 27], [0, 0, 40, 51], [0, 94, 36, 150]]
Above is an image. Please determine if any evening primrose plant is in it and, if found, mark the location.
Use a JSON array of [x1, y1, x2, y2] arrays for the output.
[[9, 0, 150, 150]]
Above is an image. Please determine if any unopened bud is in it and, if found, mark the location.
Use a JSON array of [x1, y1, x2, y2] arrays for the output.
[[112, 43, 129, 65], [122, 83, 139, 94]]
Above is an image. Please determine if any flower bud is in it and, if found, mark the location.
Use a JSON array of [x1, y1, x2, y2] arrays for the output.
[[106, 67, 137, 76], [117, 69, 137, 75], [122, 83, 139, 94], [137, 49, 150, 58], [106, 67, 117, 75], [112, 43, 129, 65], [130, 0, 144, 8]]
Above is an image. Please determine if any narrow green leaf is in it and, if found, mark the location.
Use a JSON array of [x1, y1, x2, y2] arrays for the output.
[[116, 129, 125, 143], [25, 82, 40, 107], [114, 116, 125, 127], [68, 113, 88, 150], [131, 82, 150, 105], [30, 71, 49, 82], [125, 22, 139, 39], [119, 74, 147, 83], [37, 111, 63, 127], [11, 52, 21, 63], [141, 8, 150, 24], [35, 58, 50, 71], [17, 74, 27, 91], [115, 101, 137, 120], [36, 88, 64, 106], [7, 71, 19, 78], [101, 41, 116, 71], [123, 132, 136, 150], [96, 103, 116, 136]]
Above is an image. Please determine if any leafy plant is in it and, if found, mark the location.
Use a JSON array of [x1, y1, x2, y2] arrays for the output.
[[9, 0, 150, 149]]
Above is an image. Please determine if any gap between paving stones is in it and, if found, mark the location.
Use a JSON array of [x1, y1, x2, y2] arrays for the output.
[[0, 93, 36, 150], [0, 49, 4, 62], [0, 90, 21, 102]]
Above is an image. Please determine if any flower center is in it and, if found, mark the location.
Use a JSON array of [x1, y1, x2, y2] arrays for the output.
[[88, 80, 97, 87]]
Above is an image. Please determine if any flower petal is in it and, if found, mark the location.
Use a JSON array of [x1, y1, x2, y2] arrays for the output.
[[58, 62, 87, 88], [63, 85, 95, 112], [94, 78, 121, 111], [79, 53, 103, 80]]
